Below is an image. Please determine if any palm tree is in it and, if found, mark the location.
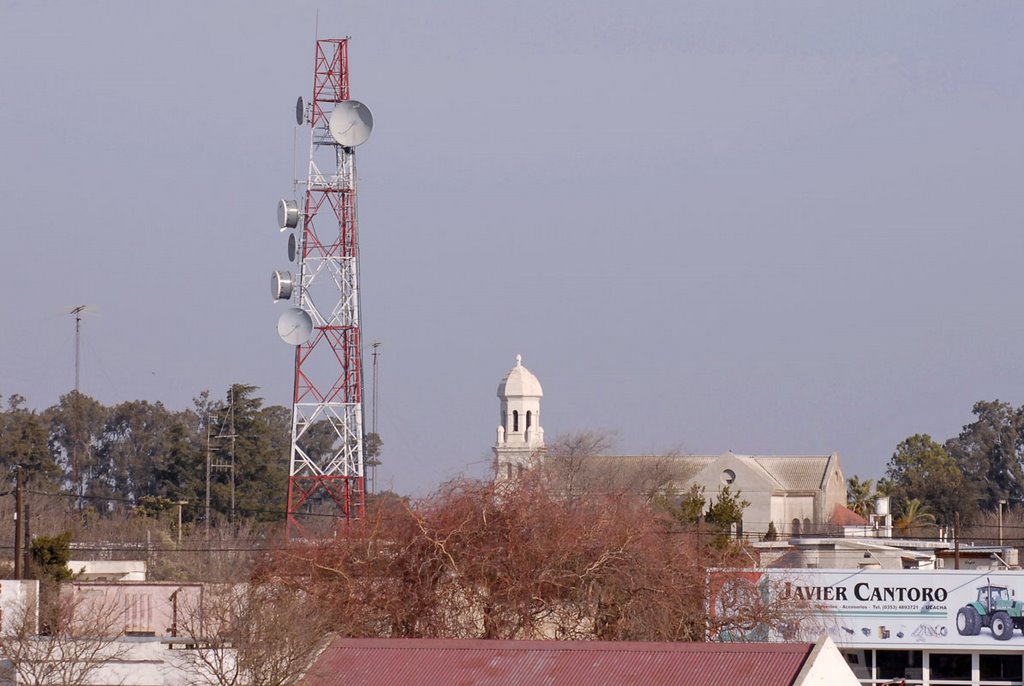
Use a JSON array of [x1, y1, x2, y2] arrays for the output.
[[894, 498, 936, 537], [847, 476, 875, 518]]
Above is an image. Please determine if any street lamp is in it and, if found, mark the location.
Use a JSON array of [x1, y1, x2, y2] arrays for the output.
[[175, 501, 189, 547], [999, 499, 1008, 546]]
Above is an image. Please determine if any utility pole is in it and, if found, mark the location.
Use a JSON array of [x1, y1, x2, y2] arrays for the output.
[[205, 414, 212, 537], [14, 466, 23, 580], [370, 341, 381, 495], [23, 502, 30, 577], [205, 389, 239, 531], [954, 512, 961, 570]]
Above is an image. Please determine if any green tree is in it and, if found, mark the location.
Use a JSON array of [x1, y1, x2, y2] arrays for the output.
[[45, 392, 109, 504], [149, 414, 205, 509], [364, 432, 383, 462], [96, 400, 181, 508], [206, 385, 289, 523], [0, 394, 60, 485], [653, 483, 705, 526], [846, 475, 875, 518], [894, 498, 936, 537], [29, 532, 74, 583], [946, 400, 1024, 510], [705, 485, 750, 541], [885, 434, 972, 526]]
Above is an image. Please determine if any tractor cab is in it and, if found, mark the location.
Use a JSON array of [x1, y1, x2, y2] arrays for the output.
[[979, 585, 1013, 612]]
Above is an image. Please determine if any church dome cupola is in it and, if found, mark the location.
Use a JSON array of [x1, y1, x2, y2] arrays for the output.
[[497, 354, 543, 399]]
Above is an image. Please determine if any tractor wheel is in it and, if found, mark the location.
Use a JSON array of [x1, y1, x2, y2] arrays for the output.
[[957, 606, 981, 636], [991, 611, 1014, 640]]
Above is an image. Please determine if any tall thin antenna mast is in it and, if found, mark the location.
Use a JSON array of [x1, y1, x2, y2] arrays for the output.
[[69, 305, 87, 510], [371, 341, 381, 434], [273, 38, 374, 534], [71, 305, 86, 393]]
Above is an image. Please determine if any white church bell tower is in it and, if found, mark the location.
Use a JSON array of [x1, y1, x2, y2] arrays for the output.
[[494, 354, 544, 481]]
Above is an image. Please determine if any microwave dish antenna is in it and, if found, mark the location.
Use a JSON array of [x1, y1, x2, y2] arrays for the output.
[[278, 199, 300, 231], [277, 307, 312, 345], [328, 100, 374, 147], [271, 270, 295, 302]]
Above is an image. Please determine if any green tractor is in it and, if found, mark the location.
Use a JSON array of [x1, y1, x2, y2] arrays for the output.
[[956, 582, 1024, 641]]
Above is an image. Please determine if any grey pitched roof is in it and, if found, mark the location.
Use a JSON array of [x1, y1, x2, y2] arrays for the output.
[[746, 455, 835, 492], [552, 453, 836, 494], [592, 454, 715, 483]]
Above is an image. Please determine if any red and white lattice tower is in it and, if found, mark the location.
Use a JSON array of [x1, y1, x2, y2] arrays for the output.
[[275, 38, 373, 533]]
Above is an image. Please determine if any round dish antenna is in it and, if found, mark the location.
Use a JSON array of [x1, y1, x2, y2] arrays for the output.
[[277, 307, 313, 345], [328, 100, 374, 147], [287, 233, 297, 262], [296, 96, 305, 125], [271, 270, 294, 301], [278, 199, 300, 231]]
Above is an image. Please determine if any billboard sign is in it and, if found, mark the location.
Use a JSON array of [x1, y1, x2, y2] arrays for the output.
[[709, 568, 1024, 651]]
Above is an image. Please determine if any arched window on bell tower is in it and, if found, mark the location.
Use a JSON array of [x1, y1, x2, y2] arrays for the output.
[[513, 410, 519, 432]]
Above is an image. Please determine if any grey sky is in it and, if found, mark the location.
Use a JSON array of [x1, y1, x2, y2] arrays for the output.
[[2, 2, 1022, 496]]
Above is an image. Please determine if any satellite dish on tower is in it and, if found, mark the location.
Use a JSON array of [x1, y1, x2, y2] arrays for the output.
[[287, 233, 297, 261], [296, 96, 305, 125], [278, 199, 300, 231], [277, 307, 313, 345], [328, 100, 374, 147], [271, 270, 294, 301]]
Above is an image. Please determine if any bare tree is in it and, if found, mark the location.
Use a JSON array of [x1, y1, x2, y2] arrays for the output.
[[707, 570, 820, 642], [543, 430, 682, 501], [268, 474, 780, 642], [0, 585, 130, 686], [175, 582, 330, 686]]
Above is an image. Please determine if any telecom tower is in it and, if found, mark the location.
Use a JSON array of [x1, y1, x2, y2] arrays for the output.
[[272, 38, 373, 533]]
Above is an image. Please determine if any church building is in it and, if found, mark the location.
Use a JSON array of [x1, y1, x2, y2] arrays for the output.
[[492, 355, 849, 537]]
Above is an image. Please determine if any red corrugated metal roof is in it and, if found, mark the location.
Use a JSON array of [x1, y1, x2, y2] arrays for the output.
[[300, 639, 814, 686]]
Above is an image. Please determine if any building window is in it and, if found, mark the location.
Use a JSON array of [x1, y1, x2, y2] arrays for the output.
[[513, 410, 519, 432], [930, 653, 971, 681], [791, 519, 801, 536], [876, 650, 921, 683], [981, 653, 1024, 682], [722, 469, 735, 485], [526, 410, 532, 431]]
